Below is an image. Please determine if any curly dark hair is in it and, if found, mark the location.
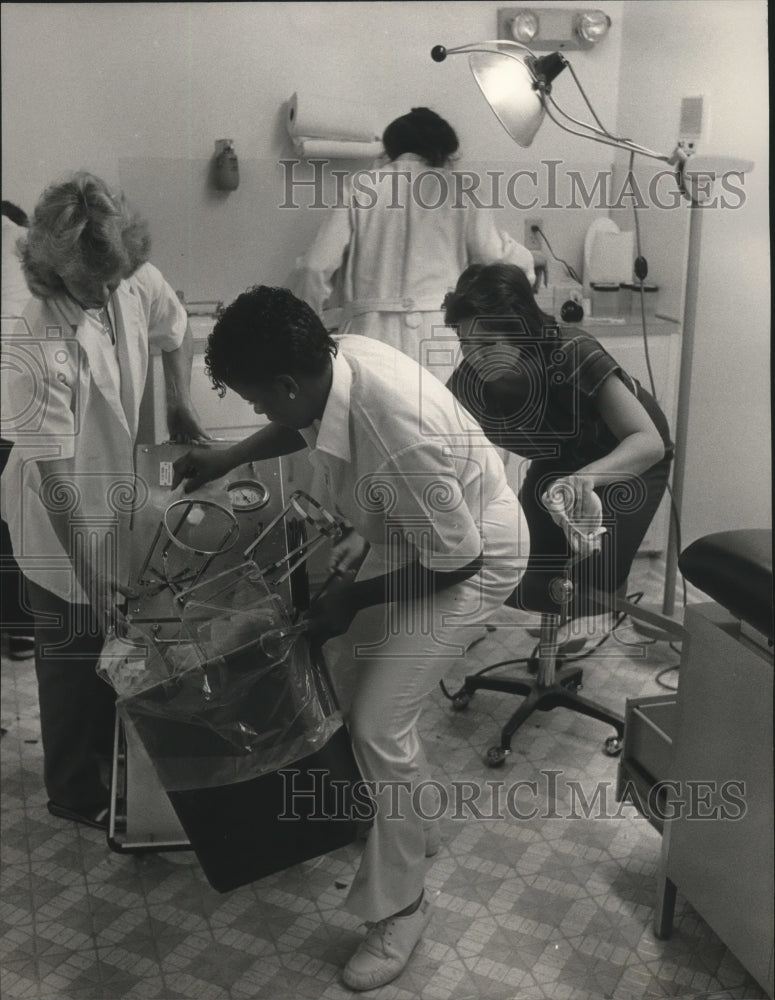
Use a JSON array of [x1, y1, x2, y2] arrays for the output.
[[382, 107, 459, 167], [443, 263, 557, 340], [205, 286, 338, 397]]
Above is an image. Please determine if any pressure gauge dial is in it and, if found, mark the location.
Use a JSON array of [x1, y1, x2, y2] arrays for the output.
[[227, 479, 269, 512]]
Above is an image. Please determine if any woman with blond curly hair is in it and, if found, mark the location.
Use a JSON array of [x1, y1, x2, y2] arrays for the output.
[[0, 171, 209, 829]]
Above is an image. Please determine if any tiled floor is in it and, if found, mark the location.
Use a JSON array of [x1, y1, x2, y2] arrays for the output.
[[1, 563, 769, 1000]]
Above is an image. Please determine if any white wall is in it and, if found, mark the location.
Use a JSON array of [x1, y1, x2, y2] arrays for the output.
[[615, 0, 771, 543], [2, 1, 769, 543], [2, 1, 623, 299], [2, 1, 624, 190]]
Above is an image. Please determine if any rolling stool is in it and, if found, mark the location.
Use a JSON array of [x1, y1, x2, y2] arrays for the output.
[[452, 557, 684, 767]]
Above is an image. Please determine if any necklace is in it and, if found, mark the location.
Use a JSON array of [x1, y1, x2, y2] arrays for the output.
[[65, 289, 117, 345], [96, 300, 115, 345]]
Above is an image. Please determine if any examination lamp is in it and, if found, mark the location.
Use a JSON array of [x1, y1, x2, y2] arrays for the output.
[[432, 39, 754, 616], [430, 41, 751, 198]]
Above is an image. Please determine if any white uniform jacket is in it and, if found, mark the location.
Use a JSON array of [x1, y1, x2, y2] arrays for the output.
[[298, 334, 525, 576], [0, 263, 186, 604], [288, 154, 535, 382]]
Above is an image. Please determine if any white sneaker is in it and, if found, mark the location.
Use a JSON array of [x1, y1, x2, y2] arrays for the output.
[[342, 892, 435, 991]]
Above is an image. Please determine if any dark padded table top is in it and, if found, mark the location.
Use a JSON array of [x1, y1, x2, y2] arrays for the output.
[[679, 529, 773, 640]]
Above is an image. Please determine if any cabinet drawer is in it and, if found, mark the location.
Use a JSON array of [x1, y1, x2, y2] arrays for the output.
[[618, 694, 677, 832], [625, 695, 677, 782]]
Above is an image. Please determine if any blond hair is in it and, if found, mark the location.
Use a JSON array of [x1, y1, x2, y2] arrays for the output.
[[19, 171, 151, 298]]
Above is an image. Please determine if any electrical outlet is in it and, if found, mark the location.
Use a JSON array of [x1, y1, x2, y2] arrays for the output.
[[525, 218, 544, 251]]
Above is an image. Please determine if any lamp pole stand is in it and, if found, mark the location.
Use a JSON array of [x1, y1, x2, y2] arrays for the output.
[[429, 40, 752, 620], [662, 199, 703, 616]]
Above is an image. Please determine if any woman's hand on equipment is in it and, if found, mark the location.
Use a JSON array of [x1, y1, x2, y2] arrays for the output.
[[328, 529, 370, 578], [306, 577, 360, 644], [87, 572, 138, 635], [542, 476, 605, 556], [171, 446, 232, 492], [167, 403, 212, 445]]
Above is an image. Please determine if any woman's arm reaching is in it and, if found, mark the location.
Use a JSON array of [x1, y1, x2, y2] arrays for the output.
[[171, 422, 307, 492]]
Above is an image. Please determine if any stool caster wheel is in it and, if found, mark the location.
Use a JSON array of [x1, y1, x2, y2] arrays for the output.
[[561, 678, 581, 692], [451, 692, 471, 711], [485, 746, 509, 767], [603, 735, 622, 757]]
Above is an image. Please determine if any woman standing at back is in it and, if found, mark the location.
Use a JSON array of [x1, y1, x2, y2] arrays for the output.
[[289, 107, 534, 382]]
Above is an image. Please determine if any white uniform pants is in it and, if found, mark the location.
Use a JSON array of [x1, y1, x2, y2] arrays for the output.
[[327, 490, 527, 922]]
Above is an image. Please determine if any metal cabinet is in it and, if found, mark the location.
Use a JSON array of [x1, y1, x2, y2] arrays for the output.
[[654, 603, 774, 998]]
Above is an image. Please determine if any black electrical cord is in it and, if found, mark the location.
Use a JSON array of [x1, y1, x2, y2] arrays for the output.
[[532, 226, 582, 285], [655, 663, 680, 691], [627, 152, 658, 402], [656, 643, 682, 690]]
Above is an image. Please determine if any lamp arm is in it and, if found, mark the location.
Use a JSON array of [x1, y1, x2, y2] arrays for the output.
[[454, 40, 666, 157], [550, 63, 668, 156], [431, 40, 698, 178], [454, 40, 674, 163], [541, 99, 675, 163], [437, 39, 534, 59], [546, 94, 629, 144], [561, 58, 618, 137], [553, 61, 682, 161]]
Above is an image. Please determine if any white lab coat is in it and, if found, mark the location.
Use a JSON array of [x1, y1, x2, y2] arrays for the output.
[[288, 153, 536, 384], [0, 263, 186, 603]]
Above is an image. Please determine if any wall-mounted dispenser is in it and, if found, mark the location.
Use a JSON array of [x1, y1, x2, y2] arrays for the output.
[[212, 139, 239, 191]]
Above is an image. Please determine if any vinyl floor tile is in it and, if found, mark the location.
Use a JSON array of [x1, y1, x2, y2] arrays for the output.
[[0, 565, 769, 1000]]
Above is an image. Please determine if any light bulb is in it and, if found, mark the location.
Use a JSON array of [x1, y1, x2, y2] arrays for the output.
[[510, 11, 539, 44], [576, 10, 611, 44]]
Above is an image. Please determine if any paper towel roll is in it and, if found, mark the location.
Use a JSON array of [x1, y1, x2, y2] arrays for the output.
[[287, 91, 379, 143], [291, 136, 384, 160]]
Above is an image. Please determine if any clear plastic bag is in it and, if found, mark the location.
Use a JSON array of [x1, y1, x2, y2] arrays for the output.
[[100, 562, 342, 792]]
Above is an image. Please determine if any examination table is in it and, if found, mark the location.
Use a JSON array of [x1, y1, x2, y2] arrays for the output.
[[619, 529, 773, 997]]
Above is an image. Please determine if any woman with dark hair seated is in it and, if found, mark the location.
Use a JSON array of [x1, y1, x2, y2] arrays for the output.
[[444, 262, 673, 636], [288, 107, 534, 379]]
